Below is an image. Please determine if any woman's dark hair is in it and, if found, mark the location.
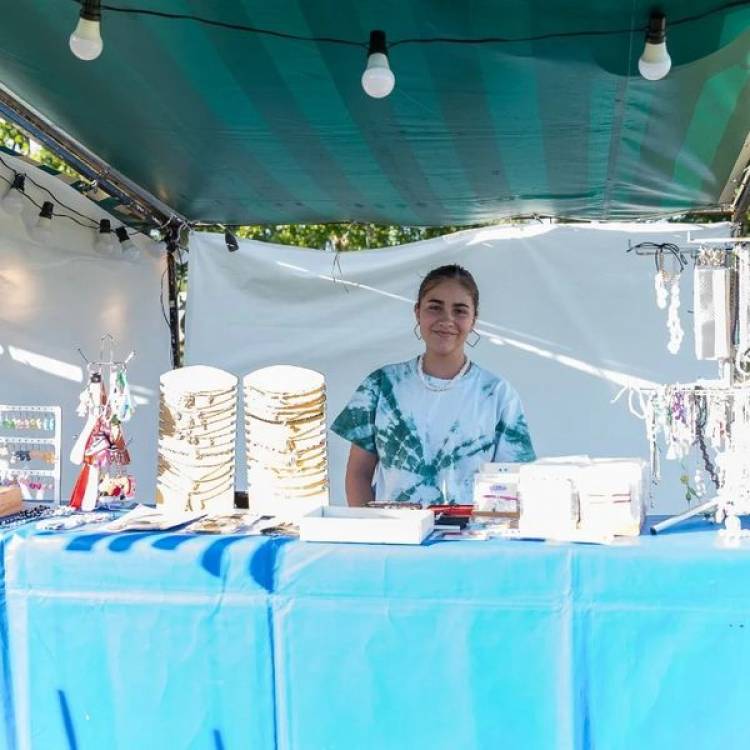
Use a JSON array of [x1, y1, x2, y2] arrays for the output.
[[416, 264, 479, 315]]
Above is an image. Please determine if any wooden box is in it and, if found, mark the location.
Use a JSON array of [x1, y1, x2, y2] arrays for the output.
[[0, 485, 23, 517]]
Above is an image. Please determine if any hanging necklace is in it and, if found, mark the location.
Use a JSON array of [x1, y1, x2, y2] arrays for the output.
[[417, 354, 471, 392], [655, 262, 684, 355]]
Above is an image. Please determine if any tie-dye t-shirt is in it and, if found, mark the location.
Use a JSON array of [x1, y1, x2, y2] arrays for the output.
[[331, 357, 535, 505]]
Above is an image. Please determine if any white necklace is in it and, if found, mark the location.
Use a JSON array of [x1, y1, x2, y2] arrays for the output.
[[654, 267, 683, 355], [417, 355, 470, 392]]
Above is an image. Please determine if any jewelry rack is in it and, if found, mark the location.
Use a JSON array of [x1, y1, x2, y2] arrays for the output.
[[0, 404, 62, 503], [78, 333, 135, 377], [626, 234, 750, 534], [70, 334, 136, 510]]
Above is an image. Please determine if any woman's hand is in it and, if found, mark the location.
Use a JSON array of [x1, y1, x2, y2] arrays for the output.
[[345, 444, 378, 507]]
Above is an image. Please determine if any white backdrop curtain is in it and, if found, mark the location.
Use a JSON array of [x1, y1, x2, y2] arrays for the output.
[[0, 153, 169, 502], [186, 222, 729, 513]]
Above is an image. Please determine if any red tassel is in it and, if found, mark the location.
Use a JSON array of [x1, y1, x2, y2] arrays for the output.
[[69, 464, 90, 509]]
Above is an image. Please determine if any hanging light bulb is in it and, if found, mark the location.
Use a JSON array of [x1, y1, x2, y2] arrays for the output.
[[638, 12, 671, 81], [1, 174, 26, 215], [94, 219, 116, 255], [31, 202, 54, 243], [116, 226, 141, 262], [362, 30, 395, 99], [69, 0, 103, 61]]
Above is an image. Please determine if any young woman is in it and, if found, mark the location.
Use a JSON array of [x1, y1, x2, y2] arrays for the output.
[[331, 264, 535, 506]]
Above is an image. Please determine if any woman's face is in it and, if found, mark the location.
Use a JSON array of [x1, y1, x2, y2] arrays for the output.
[[415, 279, 476, 357]]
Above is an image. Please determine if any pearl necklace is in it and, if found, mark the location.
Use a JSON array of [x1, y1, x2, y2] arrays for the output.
[[417, 355, 471, 392]]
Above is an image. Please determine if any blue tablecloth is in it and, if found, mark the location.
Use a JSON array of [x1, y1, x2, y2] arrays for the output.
[[2, 517, 750, 749]]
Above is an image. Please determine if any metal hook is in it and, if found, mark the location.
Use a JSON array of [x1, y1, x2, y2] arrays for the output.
[[99, 333, 115, 363]]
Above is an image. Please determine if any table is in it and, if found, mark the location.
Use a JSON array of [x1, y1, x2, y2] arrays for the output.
[[2, 517, 750, 749], [0, 528, 279, 750]]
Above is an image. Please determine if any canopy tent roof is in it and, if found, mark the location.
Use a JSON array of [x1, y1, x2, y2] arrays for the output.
[[0, 1, 749, 226]]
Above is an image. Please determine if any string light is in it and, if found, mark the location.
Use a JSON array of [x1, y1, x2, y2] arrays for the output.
[[94, 218, 116, 255], [30, 201, 54, 243], [70, 0, 103, 60], [0, 158, 153, 259], [362, 30, 395, 99], [1, 174, 26, 215], [116, 225, 141, 261], [224, 226, 239, 252], [65, 3, 750, 89], [639, 12, 671, 80]]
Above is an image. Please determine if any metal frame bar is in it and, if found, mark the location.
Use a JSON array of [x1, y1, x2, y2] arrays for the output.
[[0, 82, 182, 227], [0, 82, 186, 368]]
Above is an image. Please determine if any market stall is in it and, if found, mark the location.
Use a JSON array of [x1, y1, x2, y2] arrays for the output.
[[0, 2, 750, 749]]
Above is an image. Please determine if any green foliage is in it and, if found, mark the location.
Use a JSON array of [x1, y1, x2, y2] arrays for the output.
[[0, 118, 79, 178], [199, 221, 480, 251]]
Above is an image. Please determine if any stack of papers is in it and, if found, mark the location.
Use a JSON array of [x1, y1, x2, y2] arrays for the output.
[[102, 504, 206, 532]]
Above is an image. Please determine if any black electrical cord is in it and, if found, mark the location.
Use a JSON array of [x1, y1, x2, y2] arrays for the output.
[[70, 0, 750, 46], [0, 156, 148, 237]]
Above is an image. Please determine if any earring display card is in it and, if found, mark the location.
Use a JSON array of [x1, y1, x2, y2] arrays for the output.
[[0, 404, 62, 504]]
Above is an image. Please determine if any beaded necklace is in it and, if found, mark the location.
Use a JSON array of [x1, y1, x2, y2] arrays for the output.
[[416, 355, 471, 392]]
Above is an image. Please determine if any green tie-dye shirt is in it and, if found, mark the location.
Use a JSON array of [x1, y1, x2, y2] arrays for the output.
[[331, 357, 535, 505]]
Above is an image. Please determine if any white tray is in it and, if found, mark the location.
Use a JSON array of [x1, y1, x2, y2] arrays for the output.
[[299, 506, 434, 545]]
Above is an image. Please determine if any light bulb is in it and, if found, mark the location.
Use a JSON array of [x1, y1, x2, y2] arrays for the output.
[[116, 226, 141, 262], [1, 174, 26, 215], [31, 201, 54, 243], [94, 219, 116, 255], [362, 30, 395, 99], [638, 12, 671, 81], [69, 0, 103, 61]]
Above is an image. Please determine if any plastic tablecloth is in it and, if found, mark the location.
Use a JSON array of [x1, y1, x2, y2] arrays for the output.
[[0, 527, 282, 750], [2, 517, 750, 749]]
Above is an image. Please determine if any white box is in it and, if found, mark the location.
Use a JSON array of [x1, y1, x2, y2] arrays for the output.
[[249, 493, 329, 521], [516, 457, 646, 539], [577, 459, 646, 537], [518, 473, 579, 537], [299, 506, 434, 545]]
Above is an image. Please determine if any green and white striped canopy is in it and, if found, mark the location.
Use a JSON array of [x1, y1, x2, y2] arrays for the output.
[[0, 1, 749, 224]]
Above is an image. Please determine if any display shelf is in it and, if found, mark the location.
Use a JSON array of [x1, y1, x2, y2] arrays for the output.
[[0, 404, 61, 503]]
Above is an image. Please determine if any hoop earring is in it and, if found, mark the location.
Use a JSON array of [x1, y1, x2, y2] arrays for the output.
[[413, 324, 423, 341], [467, 329, 480, 348]]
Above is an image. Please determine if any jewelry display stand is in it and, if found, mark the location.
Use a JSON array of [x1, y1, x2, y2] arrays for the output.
[[0, 404, 62, 503], [628, 236, 750, 534], [70, 335, 136, 510]]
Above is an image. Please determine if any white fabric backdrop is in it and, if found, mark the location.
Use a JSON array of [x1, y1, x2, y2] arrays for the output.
[[186, 222, 729, 513], [0, 153, 169, 503]]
